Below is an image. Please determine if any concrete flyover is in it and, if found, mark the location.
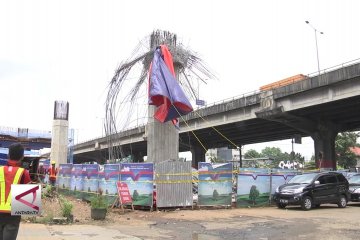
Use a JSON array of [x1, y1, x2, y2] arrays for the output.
[[73, 61, 360, 168]]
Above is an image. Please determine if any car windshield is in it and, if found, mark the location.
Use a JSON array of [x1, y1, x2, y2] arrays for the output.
[[287, 173, 318, 184], [349, 175, 360, 184]]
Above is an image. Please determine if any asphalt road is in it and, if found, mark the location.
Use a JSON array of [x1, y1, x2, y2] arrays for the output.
[[18, 203, 360, 240]]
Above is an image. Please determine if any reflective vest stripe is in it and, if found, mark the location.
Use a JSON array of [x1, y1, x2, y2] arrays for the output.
[[0, 168, 4, 206], [0, 166, 25, 212]]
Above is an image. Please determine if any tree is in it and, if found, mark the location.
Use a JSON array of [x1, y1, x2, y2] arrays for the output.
[[213, 189, 219, 201], [261, 147, 288, 167], [244, 147, 305, 168], [133, 190, 139, 201], [249, 185, 260, 205], [336, 132, 360, 169], [244, 149, 261, 159]]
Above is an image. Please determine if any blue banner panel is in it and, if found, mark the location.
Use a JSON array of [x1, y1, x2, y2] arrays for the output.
[[99, 164, 120, 195], [120, 163, 154, 207], [57, 164, 73, 189], [70, 164, 84, 191], [198, 162, 233, 206], [83, 164, 99, 193]]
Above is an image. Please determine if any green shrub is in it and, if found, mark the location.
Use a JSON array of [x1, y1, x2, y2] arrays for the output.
[[59, 196, 73, 219], [90, 194, 107, 209]]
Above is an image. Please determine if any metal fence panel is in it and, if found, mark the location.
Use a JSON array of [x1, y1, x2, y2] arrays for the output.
[[155, 161, 193, 208]]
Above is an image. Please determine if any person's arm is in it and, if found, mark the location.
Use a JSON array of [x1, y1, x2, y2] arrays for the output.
[[21, 169, 32, 184]]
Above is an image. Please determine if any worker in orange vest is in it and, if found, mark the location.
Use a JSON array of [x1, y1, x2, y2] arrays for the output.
[[0, 143, 31, 240], [48, 160, 58, 186]]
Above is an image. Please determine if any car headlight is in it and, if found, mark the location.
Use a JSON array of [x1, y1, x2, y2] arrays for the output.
[[293, 187, 304, 194], [353, 188, 360, 194]]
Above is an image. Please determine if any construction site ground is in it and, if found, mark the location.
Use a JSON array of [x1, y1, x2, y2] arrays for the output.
[[18, 195, 360, 240]]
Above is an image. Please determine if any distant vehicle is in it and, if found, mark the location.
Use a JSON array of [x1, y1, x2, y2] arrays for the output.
[[273, 172, 349, 210], [348, 174, 360, 202]]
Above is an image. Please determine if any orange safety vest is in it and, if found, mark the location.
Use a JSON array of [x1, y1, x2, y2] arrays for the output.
[[49, 166, 57, 181], [0, 166, 24, 213]]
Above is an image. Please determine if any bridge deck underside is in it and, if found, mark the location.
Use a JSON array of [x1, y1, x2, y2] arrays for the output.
[[74, 94, 360, 163]]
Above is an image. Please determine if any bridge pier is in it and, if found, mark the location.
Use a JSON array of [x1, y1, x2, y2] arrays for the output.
[[191, 145, 206, 169], [311, 121, 338, 170], [146, 31, 180, 163]]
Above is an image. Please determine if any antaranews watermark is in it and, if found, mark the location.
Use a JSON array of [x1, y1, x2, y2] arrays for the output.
[[11, 184, 42, 216]]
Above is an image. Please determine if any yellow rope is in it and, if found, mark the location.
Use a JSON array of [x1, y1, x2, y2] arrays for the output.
[[194, 111, 239, 149], [172, 105, 207, 152]]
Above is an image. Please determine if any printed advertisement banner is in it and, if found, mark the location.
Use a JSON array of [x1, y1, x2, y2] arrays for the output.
[[120, 163, 154, 207], [237, 173, 270, 207], [57, 164, 73, 189], [83, 164, 99, 193], [198, 162, 233, 206], [70, 164, 84, 191], [99, 164, 120, 195]]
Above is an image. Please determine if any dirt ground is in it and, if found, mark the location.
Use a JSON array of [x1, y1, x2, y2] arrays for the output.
[[24, 194, 360, 239]]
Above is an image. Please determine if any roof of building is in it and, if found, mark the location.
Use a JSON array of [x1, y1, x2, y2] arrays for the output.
[[349, 146, 360, 156]]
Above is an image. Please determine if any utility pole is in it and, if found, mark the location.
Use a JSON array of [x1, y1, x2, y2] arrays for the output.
[[305, 21, 324, 76]]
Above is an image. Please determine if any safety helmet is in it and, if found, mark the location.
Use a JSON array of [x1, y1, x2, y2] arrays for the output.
[[51, 160, 56, 164]]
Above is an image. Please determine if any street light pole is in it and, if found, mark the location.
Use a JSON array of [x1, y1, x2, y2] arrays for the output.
[[305, 21, 324, 76]]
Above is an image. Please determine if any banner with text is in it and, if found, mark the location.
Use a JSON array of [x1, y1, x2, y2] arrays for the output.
[[120, 163, 154, 207], [99, 164, 120, 195]]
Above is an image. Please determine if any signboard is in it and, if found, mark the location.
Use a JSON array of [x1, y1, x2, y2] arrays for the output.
[[116, 182, 132, 205], [198, 162, 233, 206], [120, 163, 153, 207], [11, 184, 41, 216], [54, 100, 69, 120], [196, 99, 205, 106]]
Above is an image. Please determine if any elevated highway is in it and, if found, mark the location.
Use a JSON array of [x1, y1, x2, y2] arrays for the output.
[[74, 61, 360, 168]]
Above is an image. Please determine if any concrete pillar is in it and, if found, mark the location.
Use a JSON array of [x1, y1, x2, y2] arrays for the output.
[[51, 101, 69, 168], [50, 119, 69, 168], [146, 31, 179, 163], [147, 107, 179, 162], [191, 145, 206, 169], [311, 121, 338, 170]]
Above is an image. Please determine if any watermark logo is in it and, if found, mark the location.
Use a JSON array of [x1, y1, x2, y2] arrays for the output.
[[11, 184, 41, 216]]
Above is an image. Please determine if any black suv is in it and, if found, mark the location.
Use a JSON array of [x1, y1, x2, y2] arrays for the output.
[[273, 172, 349, 210]]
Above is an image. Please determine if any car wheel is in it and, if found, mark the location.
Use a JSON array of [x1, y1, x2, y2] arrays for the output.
[[301, 196, 312, 211], [276, 202, 286, 209], [338, 195, 347, 208]]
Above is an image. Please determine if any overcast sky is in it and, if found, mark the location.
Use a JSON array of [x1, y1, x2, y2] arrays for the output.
[[1, 0, 359, 159]]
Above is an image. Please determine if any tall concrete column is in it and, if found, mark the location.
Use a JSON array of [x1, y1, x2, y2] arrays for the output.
[[50, 101, 69, 168], [146, 31, 179, 163], [51, 120, 69, 168], [191, 145, 206, 169], [311, 121, 338, 170]]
